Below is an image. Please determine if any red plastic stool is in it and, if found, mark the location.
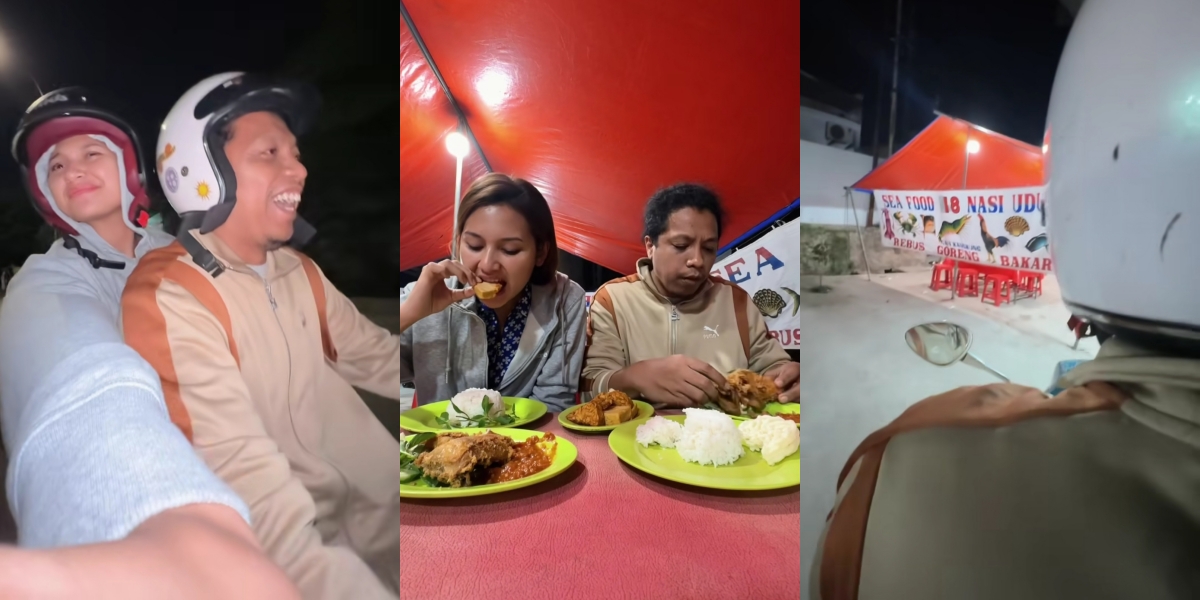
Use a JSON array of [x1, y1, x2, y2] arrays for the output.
[[1018, 271, 1045, 297], [956, 268, 980, 297], [981, 275, 1014, 306], [931, 261, 955, 291]]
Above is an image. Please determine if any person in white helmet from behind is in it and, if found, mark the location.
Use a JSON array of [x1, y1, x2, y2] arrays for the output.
[[121, 73, 401, 599], [0, 89, 298, 598], [811, 1, 1200, 598]]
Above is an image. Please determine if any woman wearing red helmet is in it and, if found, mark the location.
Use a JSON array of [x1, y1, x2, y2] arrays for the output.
[[0, 89, 297, 598]]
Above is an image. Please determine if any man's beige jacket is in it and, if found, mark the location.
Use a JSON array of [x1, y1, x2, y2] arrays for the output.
[[123, 232, 400, 600], [581, 258, 791, 399]]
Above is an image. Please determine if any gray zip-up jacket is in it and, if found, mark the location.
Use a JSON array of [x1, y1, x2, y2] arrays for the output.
[[400, 272, 587, 412], [0, 135, 248, 547]]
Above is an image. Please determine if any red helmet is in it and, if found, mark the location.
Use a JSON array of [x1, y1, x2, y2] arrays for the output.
[[11, 87, 152, 235]]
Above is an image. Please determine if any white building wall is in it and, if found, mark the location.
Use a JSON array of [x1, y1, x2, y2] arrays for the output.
[[799, 140, 875, 226], [800, 105, 861, 150]]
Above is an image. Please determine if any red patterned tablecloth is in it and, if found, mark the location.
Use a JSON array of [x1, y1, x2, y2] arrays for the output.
[[399, 412, 800, 600]]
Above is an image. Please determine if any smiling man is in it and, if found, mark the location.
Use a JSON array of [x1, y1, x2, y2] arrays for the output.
[[581, 183, 799, 408], [120, 73, 401, 599]]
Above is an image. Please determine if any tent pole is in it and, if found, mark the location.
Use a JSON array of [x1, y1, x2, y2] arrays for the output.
[[951, 124, 972, 301], [846, 187, 873, 282]]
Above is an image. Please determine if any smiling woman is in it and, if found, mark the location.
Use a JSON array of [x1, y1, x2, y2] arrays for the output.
[[400, 173, 587, 413]]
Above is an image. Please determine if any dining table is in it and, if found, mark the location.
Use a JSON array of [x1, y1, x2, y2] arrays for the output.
[[399, 409, 801, 600]]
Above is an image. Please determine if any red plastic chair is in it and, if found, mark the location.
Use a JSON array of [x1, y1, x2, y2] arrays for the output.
[[956, 267, 980, 297], [931, 260, 955, 291], [1018, 271, 1045, 297], [981, 274, 1015, 306]]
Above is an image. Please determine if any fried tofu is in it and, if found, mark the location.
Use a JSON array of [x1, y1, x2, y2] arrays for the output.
[[568, 390, 638, 426], [603, 405, 633, 425], [474, 282, 502, 299]]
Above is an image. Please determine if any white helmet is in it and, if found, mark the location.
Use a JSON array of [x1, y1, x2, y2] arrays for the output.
[[1046, 0, 1200, 345], [156, 72, 319, 235]]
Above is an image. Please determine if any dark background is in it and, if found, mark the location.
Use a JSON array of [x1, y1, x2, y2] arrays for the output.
[[803, 0, 1073, 155], [0, 0, 398, 297]]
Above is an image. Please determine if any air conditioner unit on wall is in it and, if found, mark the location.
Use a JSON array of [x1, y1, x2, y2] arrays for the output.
[[825, 122, 858, 150]]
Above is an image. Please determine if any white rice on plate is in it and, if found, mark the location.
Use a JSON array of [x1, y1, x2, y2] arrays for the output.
[[447, 388, 505, 425], [636, 416, 684, 448], [738, 415, 800, 466], [674, 408, 744, 466]]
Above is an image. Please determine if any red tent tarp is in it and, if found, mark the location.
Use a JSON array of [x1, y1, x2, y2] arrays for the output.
[[400, 1, 799, 272], [852, 115, 1043, 191]]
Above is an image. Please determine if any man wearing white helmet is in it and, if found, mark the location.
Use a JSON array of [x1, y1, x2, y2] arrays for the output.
[[0, 89, 298, 598], [811, 0, 1200, 598], [121, 73, 401, 599]]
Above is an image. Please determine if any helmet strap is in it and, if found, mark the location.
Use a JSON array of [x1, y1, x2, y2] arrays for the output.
[[62, 235, 125, 270], [178, 212, 225, 278]]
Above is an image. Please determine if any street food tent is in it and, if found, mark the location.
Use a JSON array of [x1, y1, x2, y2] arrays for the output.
[[851, 115, 1054, 275], [852, 115, 1043, 192], [399, 0, 799, 273]]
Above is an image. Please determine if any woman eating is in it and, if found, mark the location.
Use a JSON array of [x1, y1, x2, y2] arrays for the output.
[[400, 173, 587, 412]]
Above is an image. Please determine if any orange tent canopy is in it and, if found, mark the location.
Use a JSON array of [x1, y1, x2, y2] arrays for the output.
[[852, 115, 1043, 191], [400, 1, 799, 273]]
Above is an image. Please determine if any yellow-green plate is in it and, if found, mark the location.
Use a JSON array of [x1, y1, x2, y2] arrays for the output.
[[730, 402, 799, 426], [608, 416, 798, 491], [400, 397, 547, 433], [400, 428, 577, 498], [558, 400, 655, 432]]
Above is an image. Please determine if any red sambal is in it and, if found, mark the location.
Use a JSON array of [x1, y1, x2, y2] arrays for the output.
[[486, 433, 557, 484]]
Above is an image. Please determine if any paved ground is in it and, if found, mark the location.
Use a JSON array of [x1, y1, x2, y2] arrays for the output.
[[799, 272, 1096, 597]]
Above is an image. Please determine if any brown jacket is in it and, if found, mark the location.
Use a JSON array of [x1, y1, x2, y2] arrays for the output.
[[581, 258, 791, 399], [122, 232, 400, 600], [813, 339, 1200, 599]]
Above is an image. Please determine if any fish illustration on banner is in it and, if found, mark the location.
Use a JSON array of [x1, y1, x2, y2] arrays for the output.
[[1025, 233, 1048, 253], [938, 215, 971, 241]]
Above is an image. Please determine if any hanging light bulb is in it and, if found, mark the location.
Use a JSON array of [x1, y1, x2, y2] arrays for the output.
[[445, 131, 469, 158]]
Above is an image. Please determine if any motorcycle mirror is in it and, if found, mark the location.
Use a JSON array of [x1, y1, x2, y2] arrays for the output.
[[905, 322, 972, 366], [904, 321, 1012, 382]]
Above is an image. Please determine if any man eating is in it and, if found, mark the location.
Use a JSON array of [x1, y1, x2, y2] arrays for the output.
[[581, 183, 799, 408]]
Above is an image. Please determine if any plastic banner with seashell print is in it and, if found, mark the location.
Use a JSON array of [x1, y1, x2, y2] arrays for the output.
[[710, 218, 800, 348], [875, 185, 1052, 272]]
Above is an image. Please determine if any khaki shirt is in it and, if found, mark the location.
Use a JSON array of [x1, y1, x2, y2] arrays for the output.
[[581, 258, 791, 399]]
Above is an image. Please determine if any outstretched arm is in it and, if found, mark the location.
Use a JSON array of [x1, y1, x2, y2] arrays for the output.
[[0, 503, 298, 600], [0, 266, 295, 597]]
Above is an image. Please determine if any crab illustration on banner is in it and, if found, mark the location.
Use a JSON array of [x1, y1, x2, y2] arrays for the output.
[[876, 186, 1052, 272]]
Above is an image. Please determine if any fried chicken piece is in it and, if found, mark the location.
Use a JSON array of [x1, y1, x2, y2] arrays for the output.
[[727, 369, 778, 411], [567, 400, 606, 426], [711, 370, 779, 415], [414, 432, 513, 487]]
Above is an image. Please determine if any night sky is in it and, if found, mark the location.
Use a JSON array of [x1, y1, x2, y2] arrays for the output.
[[803, 0, 1072, 154], [0, 0, 399, 296]]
